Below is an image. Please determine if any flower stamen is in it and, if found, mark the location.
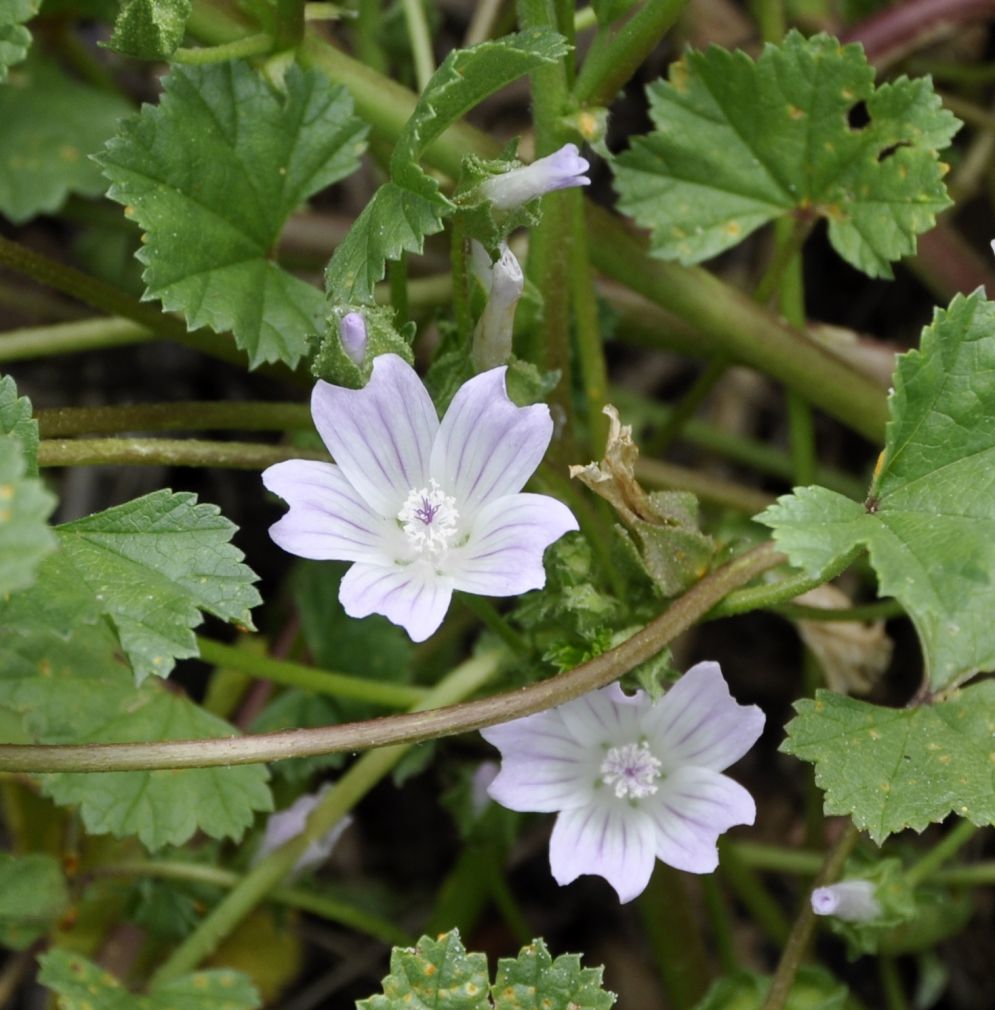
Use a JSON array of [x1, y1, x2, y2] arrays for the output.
[[600, 741, 662, 800], [398, 479, 459, 557]]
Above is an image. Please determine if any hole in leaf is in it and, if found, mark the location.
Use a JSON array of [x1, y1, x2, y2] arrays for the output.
[[847, 101, 871, 130], [877, 142, 910, 162]]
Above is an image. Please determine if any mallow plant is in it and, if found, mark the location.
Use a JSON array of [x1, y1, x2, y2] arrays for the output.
[[1, 1, 994, 1008]]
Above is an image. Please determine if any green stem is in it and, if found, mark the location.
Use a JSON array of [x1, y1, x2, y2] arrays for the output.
[[638, 865, 711, 1009], [354, 0, 387, 72], [718, 841, 791, 946], [878, 956, 910, 1010], [701, 875, 737, 975], [730, 841, 823, 875], [151, 651, 499, 983], [401, 0, 434, 90], [573, 0, 687, 107], [647, 356, 729, 456], [708, 547, 865, 619], [272, 0, 306, 49], [905, 819, 979, 887], [936, 859, 995, 886], [755, 0, 786, 43], [760, 823, 861, 1010], [0, 318, 151, 363], [196, 636, 428, 708], [96, 860, 411, 946], [451, 215, 473, 347], [172, 33, 273, 63], [0, 543, 783, 773], [772, 599, 904, 623], [458, 595, 531, 658], [38, 438, 325, 470], [37, 402, 311, 437], [388, 254, 409, 321]]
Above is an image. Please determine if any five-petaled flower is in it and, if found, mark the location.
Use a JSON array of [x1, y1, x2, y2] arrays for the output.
[[480, 143, 591, 210], [481, 661, 764, 902], [262, 354, 578, 642]]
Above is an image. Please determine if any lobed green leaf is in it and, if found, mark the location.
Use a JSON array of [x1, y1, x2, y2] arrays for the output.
[[0, 853, 69, 949], [0, 0, 37, 83], [782, 683, 995, 843], [106, 0, 192, 59], [98, 61, 367, 367], [759, 290, 995, 690], [613, 31, 959, 278]]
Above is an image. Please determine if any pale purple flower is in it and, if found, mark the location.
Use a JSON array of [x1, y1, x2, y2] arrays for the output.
[[255, 787, 352, 875], [811, 880, 881, 922], [262, 354, 578, 642], [481, 661, 764, 903], [471, 241, 524, 371], [340, 311, 367, 366], [480, 143, 591, 210]]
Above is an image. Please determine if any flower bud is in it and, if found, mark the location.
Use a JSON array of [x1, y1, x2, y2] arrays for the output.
[[255, 786, 352, 875], [811, 880, 881, 922], [471, 243, 524, 371], [480, 143, 590, 210], [340, 311, 367, 366]]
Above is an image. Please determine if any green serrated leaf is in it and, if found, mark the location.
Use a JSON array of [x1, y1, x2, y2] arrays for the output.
[[759, 290, 995, 689], [98, 61, 367, 367], [38, 949, 261, 1010], [692, 967, 847, 1010], [106, 0, 192, 59], [0, 853, 69, 949], [613, 30, 959, 278], [0, 373, 39, 473], [44, 686, 272, 849], [492, 939, 615, 1010], [52, 489, 260, 683], [0, 0, 37, 83], [0, 435, 57, 596], [0, 56, 131, 224], [782, 683, 995, 843], [359, 930, 490, 1010]]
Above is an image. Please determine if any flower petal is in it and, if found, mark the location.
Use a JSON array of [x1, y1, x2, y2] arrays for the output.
[[556, 682, 646, 751], [481, 709, 596, 812], [642, 661, 765, 772], [549, 800, 657, 903], [338, 560, 453, 642], [430, 367, 553, 518], [262, 460, 387, 562], [311, 355, 439, 517], [447, 493, 578, 596], [644, 766, 756, 874]]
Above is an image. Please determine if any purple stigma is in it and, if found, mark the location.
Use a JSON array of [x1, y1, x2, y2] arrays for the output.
[[415, 499, 439, 525]]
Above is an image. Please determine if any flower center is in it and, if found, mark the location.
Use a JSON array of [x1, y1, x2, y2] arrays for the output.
[[599, 741, 662, 800], [398, 480, 459, 557]]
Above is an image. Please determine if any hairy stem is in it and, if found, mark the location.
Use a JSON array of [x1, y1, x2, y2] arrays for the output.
[[0, 543, 783, 773], [38, 438, 324, 470], [905, 819, 979, 887]]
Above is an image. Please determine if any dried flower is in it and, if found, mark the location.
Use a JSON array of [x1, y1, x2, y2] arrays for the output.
[[255, 787, 352, 876], [339, 311, 367, 366], [262, 355, 577, 641], [480, 143, 590, 210], [481, 661, 764, 902], [811, 880, 881, 922]]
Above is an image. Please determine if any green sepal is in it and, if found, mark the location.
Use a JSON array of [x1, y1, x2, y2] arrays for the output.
[[311, 304, 415, 388]]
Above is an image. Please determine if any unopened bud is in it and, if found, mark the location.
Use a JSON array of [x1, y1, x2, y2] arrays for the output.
[[811, 880, 881, 922], [471, 243, 524, 371], [479, 143, 590, 210], [340, 312, 367, 366], [255, 787, 352, 876]]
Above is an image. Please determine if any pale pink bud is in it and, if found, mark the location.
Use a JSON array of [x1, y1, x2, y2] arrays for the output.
[[480, 143, 590, 210], [340, 312, 367, 366]]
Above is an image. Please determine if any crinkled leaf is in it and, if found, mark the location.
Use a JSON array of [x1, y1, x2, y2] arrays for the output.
[[358, 930, 490, 1010], [0, 56, 131, 224], [106, 0, 191, 59], [46, 489, 260, 684], [327, 30, 568, 305], [782, 683, 995, 843], [613, 31, 959, 278], [44, 685, 272, 849], [0, 0, 37, 82], [98, 61, 367, 367], [492, 939, 615, 1010], [759, 290, 995, 690], [0, 436, 57, 596], [0, 373, 38, 473], [0, 854, 69, 949], [692, 967, 847, 1009], [38, 949, 261, 1010]]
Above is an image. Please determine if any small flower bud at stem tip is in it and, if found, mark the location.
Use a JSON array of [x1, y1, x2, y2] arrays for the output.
[[340, 312, 367, 366], [480, 143, 591, 210], [472, 243, 524, 371], [811, 880, 881, 922]]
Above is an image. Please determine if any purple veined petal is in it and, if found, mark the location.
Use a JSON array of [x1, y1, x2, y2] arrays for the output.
[[338, 559, 453, 642], [311, 355, 439, 517], [641, 661, 765, 773], [556, 682, 646, 751], [549, 799, 657, 903], [644, 765, 756, 874], [481, 709, 596, 812], [262, 460, 388, 563], [430, 368, 554, 519], [446, 492, 578, 596]]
